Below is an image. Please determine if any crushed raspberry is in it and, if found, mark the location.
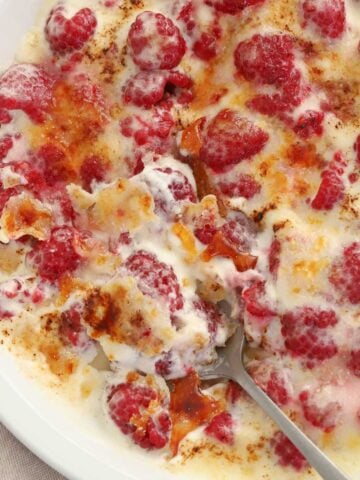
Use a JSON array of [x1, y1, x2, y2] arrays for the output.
[[354, 135, 360, 164], [194, 224, 217, 245], [226, 380, 244, 403], [234, 34, 294, 86], [0, 64, 55, 123], [218, 174, 261, 200], [0, 135, 14, 161], [242, 281, 276, 317], [80, 155, 106, 191], [206, 0, 265, 14], [348, 349, 360, 377], [252, 365, 290, 406], [271, 431, 308, 471], [329, 242, 360, 304], [311, 158, 345, 210], [293, 110, 324, 139], [0, 109, 12, 125], [29, 226, 82, 283], [59, 303, 92, 350], [45, 4, 97, 53], [123, 71, 192, 108], [193, 33, 218, 60], [194, 299, 225, 338], [108, 382, 170, 450], [204, 412, 234, 445], [302, 0, 345, 39], [127, 11, 186, 71], [281, 307, 338, 364], [269, 238, 281, 277], [199, 109, 269, 172], [125, 250, 184, 312], [221, 218, 252, 252], [299, 390, 341, 432]]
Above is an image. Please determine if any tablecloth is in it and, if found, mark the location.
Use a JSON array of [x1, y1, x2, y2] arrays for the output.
[[0, 423, 66, 480]]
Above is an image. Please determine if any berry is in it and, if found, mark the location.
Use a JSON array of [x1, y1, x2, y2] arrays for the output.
[[37, 143, 68, 185], [206, 0, 265, 14], [204, 412, 234, 445], [29, 226, 82, 283], [127, 11, 186, 71], [299, 390, 341, 432], [0, 109, 11, 124], [221, 218, 252, 252], [329, 242, 360, 304], [269, 238, 281, 277], [155, 352, 173, 377], [242, 281, 276, 317], [80, 155, 106, 191], [302, 0, 345, 39], [311, 169, 344, 210], [271, 431, 308, 471], [218, 174, 261, 199], [0, 64, 54, 123], [293, 110, 325, 139], [251, 364, 290, 406], [194, 223, 217, 245], [193, 33, 218, 60], [123, 70, 192, 108], [234, 34, 295, 86], [45, 4, 97, 53], [348, 349, 360, 377], [0, 135, 13, 161], [226, 380, 244, 403], [39, 184, 75, 224], [354, 134, 360, 164], [281, 307, 338, 364], [0, 187, 21, 215], [59, 303, 92, 350], [125, 250, 184, 312], [194, 298, 225, 338], [199, 109, 269, 172]]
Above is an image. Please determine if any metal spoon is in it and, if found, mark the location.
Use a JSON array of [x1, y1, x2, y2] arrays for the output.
[[199, 326, 350, 480]]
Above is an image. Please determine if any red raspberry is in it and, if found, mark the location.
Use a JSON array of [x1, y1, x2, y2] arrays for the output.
[[194, 299, 225, 339], [0, 135, 13, 161], [157, 167, 195, 202], [80, 155, 106, 191], [194, 223, 217, 245], [204, 412, 234, 445], [271, 431, 308, 470], [206, 0, 265, 14], [0, 187, 21, 215], [176, 1, 196, 32], [125, 250, 184, 312], [37, 143, 68, 185], [293, 110, 325, 139], [311, 169, 344, 210], [155, 352, 173, 377], [39, 184, 75, 224], [221, 218, 252, 252], [354, 134, 360, 164], [199, 109, 269, 172], [59, 303, 92, 350], [269, 238, 281, 277], [0, 109, 11, 125], [329, 242, 360, 304], [281, 307, 338, 364], [348, 349, 360, 377], [242, 281, 276, 317], [12, 161, 46, 191], [299, 390, 341, 432], [127, 11, 186, 71], [0, 64, 54, 123], [302, 0, 345, 39], [251, 364, 291, 406], [234, 34, 295, 86], [45, 4, 97, 53], [218, 174, 261, 199], [193, 33, 218, 60], [226, 380, 244, 404], [108, 382, 170, 450], [29, 226, 82, 283], [123, 71, 192, 108]]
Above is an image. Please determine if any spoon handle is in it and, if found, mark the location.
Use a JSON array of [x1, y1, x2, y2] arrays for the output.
[[234, 369, 350, 480]]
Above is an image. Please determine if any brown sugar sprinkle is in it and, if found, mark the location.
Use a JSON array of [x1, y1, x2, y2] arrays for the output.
[[321, 79, 360, 123], [286, 143, 324, 169]]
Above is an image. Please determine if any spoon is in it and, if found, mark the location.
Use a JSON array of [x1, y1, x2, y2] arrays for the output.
[[199, 326, 350, 480]]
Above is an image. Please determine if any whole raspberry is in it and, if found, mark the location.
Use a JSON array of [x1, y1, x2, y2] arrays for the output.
[[204, 412, 234, 445], [193, 32, 218, 60], [311, 154, 345, 210], [194, 223, 217, 245], [271, 431, 308, 470], [234, 34, 295, 86], [329, 242, 360, 304], [281, 307, 338, 364], [199, 109, 269, 172], [59, 303, 92, 351], [299, 390, 341, 432], [80, 155, 106, 191], [127, 11, 186, 70], [0, 109, 11, 125], [293, 110, 325, 139], [194, 298, 225, 339], [302, 0, 345, 39], [221, 218, 252, 252], [45, 4, 97, 53], [251, 364, 291, 406], [37, 143, 68, 185], [206, 0, 265, 14], [0, 135, 13, 161], [218, 174, 261, 199], [28, 226, 82, 283], [125, 250, 184, 312], [0, 64, 54, 123], [242, 281, 276, 317]]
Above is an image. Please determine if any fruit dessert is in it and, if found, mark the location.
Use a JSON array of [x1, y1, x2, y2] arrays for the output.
[[0, 0, 359, 478]]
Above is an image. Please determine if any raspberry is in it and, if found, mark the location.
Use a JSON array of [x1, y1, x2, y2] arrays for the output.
[[354, 134, 360, 164], [226, 380, 244, 403], [108, 382, 170, 449], [281, 307, 338, 364], [293, 110, 324, 139], [123, 71, 192, 108], [45, 4, 97, 53], [218, 174, 261, 199], [194, 223, 217, 245], [299, 390, 341, 432], [311, 168, 344, 210], [0, 109, 11, 125], [59, 303, 92, 350], [29, 226, 82, 283], [221, 218, 252, 252], [234, 34, 295, 86], [0, 135, 13, 161], [127, 11, 186, 71], [80, 155, 106, 191], [302, 0, 345, 39], [204, 412, 234, 445], [271, 431, 308, 470], [0, 187, 21, 215], [206, 0, 265, 14], [155, 352, 173, 377], [125, 250, 184, 312], [39, 184, 75, 224], [329, 242, 360, 304], [194, 299, 225, 338], [37, 143, 69, 185], [347, 349, 360, 377], [193, 33, 218, 60], [242, 281, 276, 317], [251, 364, 290, 406], [269, 238, 281, 277], [0, 64, 54, 123], [199, 109, 269, 172]]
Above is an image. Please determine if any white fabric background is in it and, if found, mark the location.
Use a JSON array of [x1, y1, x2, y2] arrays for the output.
[[0, 423, 66, 480]]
